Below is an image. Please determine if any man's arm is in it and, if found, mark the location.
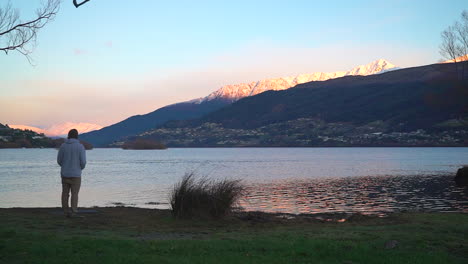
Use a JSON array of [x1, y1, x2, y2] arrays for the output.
[[80, 145, 86, 170], [57, 146, 64, 166]]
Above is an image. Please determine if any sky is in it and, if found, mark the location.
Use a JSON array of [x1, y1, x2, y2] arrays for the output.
[[0, 0, 467, 128]]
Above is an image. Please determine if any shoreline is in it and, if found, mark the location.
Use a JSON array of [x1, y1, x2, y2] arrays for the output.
[[1, 206, 466, 221], [0, 145, 468, 148]]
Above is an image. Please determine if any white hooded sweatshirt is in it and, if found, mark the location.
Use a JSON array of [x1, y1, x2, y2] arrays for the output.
[[57, 138, 86, 177]]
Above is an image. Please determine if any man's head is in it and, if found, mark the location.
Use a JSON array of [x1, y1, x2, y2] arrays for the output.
[[67, 129, 79, 139]]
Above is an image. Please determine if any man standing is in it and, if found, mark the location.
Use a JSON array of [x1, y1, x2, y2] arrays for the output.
[[57, 129, 86, 217]]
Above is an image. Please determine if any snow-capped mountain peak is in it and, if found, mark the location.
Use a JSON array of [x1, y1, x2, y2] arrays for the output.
[[346, 59, 398, 75], [10, 122, 103, 137], [46, 122, 103, 137], [202, 59, 399, 102]]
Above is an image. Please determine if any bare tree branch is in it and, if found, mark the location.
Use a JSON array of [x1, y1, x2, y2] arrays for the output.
[[73, 0, 90, 8], [455, 11, 468, 62], [440, 26, 462, 62], [0, 0, 61, 63], [440, 10, 468, 80]]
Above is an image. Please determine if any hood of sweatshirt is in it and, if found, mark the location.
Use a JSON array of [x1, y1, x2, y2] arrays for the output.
[[65, 138, 80, 144]]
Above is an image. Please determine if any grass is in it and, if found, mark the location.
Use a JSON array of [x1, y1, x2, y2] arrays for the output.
[[0, 207, 467, 263], [170, 173, 244, 219]]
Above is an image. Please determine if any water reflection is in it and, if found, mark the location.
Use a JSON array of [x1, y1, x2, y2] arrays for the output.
[[1, 148, 467, 213], [240, 175, 467, 216]]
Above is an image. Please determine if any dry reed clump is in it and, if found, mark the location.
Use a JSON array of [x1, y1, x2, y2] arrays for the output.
[[170, 173, 244, 219]]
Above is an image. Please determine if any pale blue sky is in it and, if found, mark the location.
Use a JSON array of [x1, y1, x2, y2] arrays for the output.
[[1, 0, 467, 127]]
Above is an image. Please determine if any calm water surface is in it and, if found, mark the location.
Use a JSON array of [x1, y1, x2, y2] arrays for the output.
[[0, 148, 467, 215]]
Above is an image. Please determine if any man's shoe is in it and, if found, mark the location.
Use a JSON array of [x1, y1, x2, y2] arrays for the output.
[[70, 213, 85, 218]]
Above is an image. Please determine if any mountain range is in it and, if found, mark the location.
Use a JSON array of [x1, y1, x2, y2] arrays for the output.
[[200, 59, 397, 102], [130, 61, 468, 147], [81, 59, 399, 146], [196, 62, 466, 130]]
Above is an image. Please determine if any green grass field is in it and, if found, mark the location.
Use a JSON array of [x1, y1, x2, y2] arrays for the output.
[[1, 208, 466, 264]]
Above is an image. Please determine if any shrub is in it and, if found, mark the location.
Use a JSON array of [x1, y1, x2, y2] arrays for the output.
[[170, 173, 244, 219]]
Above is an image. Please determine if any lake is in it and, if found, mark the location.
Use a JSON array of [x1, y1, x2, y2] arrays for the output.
[[0, 147, 467, 215]]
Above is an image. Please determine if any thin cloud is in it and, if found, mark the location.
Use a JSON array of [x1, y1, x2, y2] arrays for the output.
[[73, 48, 87, 55]]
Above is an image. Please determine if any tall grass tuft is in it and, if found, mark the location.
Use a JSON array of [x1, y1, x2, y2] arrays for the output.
[[170, 172, 244, 219]]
